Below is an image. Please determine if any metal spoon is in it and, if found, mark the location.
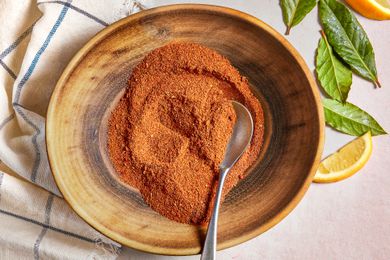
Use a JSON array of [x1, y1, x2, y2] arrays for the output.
[[201, 101, 254, 260]]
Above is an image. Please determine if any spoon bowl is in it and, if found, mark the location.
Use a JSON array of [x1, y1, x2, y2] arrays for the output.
[[220, 101, 255, 170]]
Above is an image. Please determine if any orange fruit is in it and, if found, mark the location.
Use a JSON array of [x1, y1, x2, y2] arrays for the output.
[[345, 0, 390, 20]]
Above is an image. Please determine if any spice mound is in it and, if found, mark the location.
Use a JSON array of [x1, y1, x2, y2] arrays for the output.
[[108, 42, 264, 225]]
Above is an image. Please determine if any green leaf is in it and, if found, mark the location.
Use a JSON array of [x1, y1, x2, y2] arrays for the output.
[[316, 32, 352, 103], [281, 0, 317, 35], [319, 0, 380, 86], [323, 99, 387, 136]]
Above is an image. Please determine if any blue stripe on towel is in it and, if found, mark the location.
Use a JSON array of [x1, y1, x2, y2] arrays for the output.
[[0, 114, 15, 131], [14, 1, 71, 103], [13, 104, 41, 182], [0, 22, 37, 60], [0, 208, 94, 244], [0, 59, 17, 79], [38, 1, 109, 26], [12, 1, 71, 183], [33, 193, 54, 260]]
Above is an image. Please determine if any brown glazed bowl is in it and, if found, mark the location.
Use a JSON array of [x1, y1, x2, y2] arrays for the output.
[[46, 4, 324, 255]]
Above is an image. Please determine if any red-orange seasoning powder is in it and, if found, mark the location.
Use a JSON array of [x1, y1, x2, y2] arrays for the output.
[[108, 42, 264, 224]]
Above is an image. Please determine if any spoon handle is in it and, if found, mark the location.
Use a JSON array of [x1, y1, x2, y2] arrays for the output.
[[201, 167, 230, 260]]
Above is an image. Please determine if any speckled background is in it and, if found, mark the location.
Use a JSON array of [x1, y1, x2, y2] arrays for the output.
[[120, 0, 390, 259]]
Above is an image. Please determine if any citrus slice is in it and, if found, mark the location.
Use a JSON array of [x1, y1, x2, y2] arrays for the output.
[[314, 132, 373, 183], [345, 0, 390, 20]]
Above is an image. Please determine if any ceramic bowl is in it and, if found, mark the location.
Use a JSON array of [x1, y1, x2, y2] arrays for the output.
[[46, 4, 324, 255]]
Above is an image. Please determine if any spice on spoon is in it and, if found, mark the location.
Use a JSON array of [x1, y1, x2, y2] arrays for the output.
[[107, 42, 264, 224]]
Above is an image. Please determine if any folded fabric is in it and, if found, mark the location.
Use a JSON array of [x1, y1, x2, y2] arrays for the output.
[[0, 167, 120, 259], [0, 0, 154, 258]]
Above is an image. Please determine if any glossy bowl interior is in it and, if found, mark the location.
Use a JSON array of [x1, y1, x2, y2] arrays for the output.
[[46, 4, 324, 255]]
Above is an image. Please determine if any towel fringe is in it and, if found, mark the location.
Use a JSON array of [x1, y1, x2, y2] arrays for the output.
[[94, 238, 121, 257]]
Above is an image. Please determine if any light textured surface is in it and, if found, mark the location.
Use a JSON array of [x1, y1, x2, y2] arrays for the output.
[[0, 0, 388, 259], [119, 0, 390, 259]]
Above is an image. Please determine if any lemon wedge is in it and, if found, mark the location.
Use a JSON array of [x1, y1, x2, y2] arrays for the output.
[[345, 0, 390, 20], [314, 132, 373, 183]]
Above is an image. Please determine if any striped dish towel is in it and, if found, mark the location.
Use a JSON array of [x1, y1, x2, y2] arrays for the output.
[[0, 0, 153, 258]]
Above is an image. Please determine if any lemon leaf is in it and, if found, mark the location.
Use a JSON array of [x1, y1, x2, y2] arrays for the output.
[[280, 0, 317, 35], [316, 32, 352, 102], [319, 0, 380, 86], [323, 99, 387, 136]]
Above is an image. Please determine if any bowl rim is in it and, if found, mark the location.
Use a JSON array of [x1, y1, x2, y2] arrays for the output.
[[46, 4, 324, 255]]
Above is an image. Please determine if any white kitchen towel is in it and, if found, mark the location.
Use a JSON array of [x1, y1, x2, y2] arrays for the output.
[[0, 0, 153, 258], [0, 166, 120, 259]]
